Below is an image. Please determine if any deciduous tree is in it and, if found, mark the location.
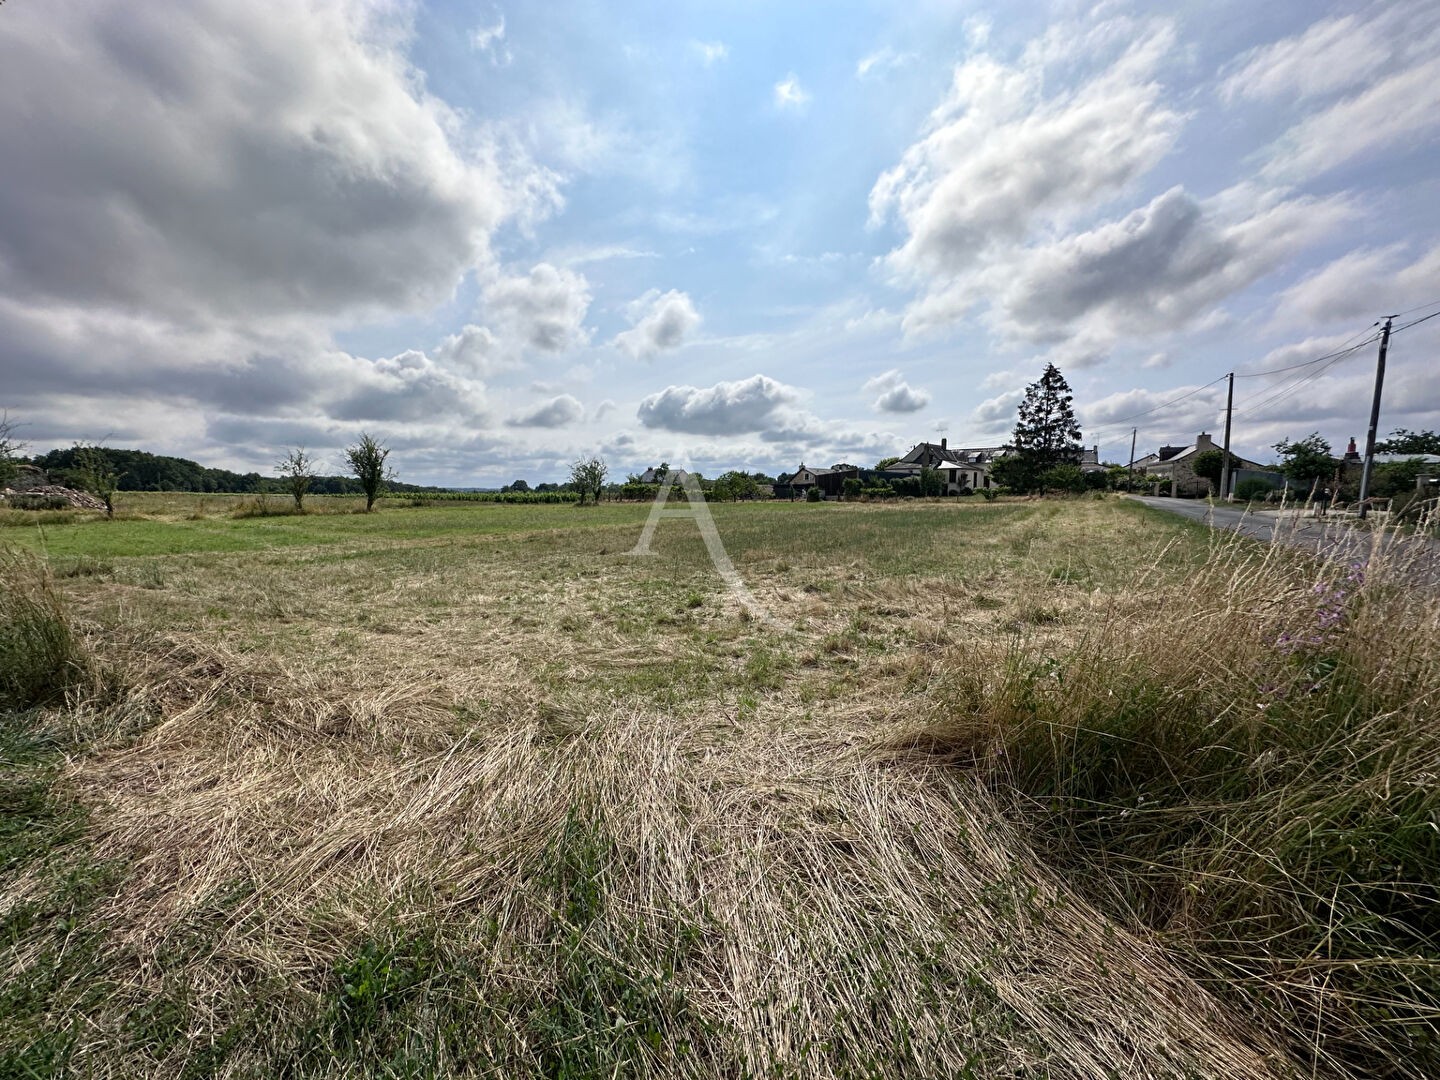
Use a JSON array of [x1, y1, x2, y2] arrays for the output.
[[277, 447, 317, 511], [569, 456, 608, 506], [73, 444, 118, 518], [1376, 428, 1440, 456], [345, 433, 393, 512], [1273, 434, 1338, 493]]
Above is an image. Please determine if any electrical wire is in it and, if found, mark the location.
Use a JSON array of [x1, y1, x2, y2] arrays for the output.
[[1392, 309, 1440, 334], [1233, 350, 1356, 418], [1233, 327, 1380, 379], [1082, 375, 1228, 431]]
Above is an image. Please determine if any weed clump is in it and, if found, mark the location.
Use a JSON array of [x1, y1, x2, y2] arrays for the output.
[[920, 534, 1440, 1077], [0, 551, 92, 710]]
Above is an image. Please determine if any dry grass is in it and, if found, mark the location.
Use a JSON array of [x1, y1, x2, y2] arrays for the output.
[[3, 497, 1409, 1077], [907, 523, 1440, 1078]]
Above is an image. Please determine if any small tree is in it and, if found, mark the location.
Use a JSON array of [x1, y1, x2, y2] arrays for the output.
[[73, 444, 118, 518], [1273, 434, 1339, 495], [569, 456, 608, 506], [842, 476, 863, 500], [919, 466, 943, 497], [345, 432, 392, 512], [1192, 449, 1239, 495], [806, 486, 823, 503], [277, 447, 317, 511], [0, 411, 25, 487]]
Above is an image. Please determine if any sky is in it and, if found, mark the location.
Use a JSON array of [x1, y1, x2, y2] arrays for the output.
[[1, 0, 1438, 486]]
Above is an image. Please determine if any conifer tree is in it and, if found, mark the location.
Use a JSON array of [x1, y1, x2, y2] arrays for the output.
[[1012, 363, 1082, 469]]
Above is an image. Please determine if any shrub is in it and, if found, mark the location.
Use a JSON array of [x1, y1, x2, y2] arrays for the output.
[[0, 551, 91, 710], [5, 494, 72, 512], [915, 538, 1440, 1076], [1235, 478, 1277, 503], [805, 487, 822, 503]]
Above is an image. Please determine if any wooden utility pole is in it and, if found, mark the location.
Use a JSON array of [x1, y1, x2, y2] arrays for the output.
[[1357, 318, 1393, 520], [1219, 372, 1235, 501], [1127, 427, 1137, 492]]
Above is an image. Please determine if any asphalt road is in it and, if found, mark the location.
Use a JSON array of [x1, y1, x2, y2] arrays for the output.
[[1129, 495, 1440, 580]]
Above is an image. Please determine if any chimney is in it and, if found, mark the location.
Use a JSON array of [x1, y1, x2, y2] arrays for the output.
[[940, 437, 947, 450], [1195, 432, 1214, 451]]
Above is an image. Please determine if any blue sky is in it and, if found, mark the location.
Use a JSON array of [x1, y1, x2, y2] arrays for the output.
[[1, 0, 1438, 484]]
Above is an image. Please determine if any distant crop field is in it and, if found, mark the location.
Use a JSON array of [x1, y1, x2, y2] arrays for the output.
[[3, 495, 1435, 1079]]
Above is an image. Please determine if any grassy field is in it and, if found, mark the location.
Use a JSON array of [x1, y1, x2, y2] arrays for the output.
[[2, 494, 1435, 1078]]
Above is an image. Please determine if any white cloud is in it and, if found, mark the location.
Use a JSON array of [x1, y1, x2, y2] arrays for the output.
[[1276, 242, 1440, 327], [470, 14, 510, 64], [481, 263, 592, 352], [1219, 13, 1391, 103], [432, 324, 510, 377], [1219, 4, 1440, 182], [862, 370, 931, 414], [0, 0, 551, 324], [994, 185, 1355, 351], [870, 19, 1183, 280], [856, 48, 913, 79], [693, 40, 728, 66], [507, 394, 585, 428], [637, 374, 807, 436], [971, 389, 1023, 427], [773, 74, 811, 110], [613, 289, 702, 359]]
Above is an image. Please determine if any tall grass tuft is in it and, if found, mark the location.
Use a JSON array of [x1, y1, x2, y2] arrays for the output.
[[0, 550, 92, 710], [917, 531, 1440, 1077]]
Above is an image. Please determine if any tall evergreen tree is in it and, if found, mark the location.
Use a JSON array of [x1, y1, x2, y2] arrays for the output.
[[1011, 364, 1082, 468]]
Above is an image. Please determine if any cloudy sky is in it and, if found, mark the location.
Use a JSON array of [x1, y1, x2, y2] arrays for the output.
[[2, 0, 1437, 485]]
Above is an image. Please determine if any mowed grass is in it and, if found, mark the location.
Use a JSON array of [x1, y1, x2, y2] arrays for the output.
[[1, 494, 1429, 1078]]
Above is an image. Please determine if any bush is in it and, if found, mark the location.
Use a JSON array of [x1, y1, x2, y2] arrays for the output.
[[805, 487, 822, 503], [1235, 478, 1277, 503], [916, 539, 1440, 1076], [0, 551, 91, 710], [5, 494, 72, 512]]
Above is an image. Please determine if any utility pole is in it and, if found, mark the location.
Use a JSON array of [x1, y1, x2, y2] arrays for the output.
[[1127, 428, 1137, 492], [1357, 318, 1393, 520], [1219, 372, 1235, 501]]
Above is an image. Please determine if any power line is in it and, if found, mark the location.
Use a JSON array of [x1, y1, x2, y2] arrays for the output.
[[1392, 309, 1440, 334], [1232, 327, 1380, 379], [1085, 375, 1228, 431], [1389, 296, 1440, 319], [1232, 350, 1353, 417]]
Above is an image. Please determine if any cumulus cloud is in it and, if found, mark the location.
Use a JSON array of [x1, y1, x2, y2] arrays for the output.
[[0, 0, 548, 323], [481, 263, 592, 352], [613, 289, 702, 359], [773, 74, 810, 110], [637, 374, 806, 436], [869, 19, 1183, 282], [868, 10, 1361, 353], [507, 394, 585, 428], [0, 0, 566, 480], [862, 370, 931, 413], [995, 185, 1355, 349]]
